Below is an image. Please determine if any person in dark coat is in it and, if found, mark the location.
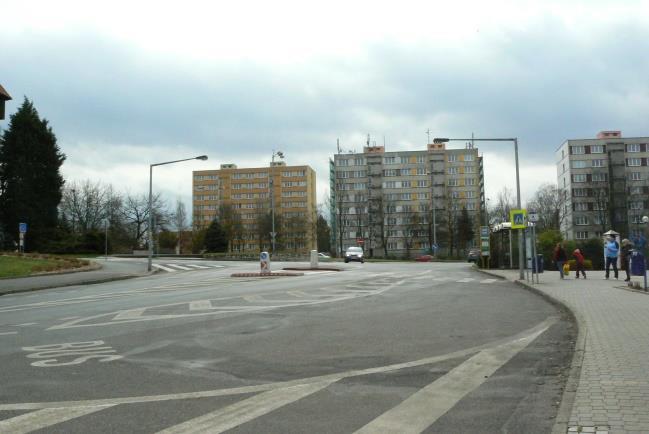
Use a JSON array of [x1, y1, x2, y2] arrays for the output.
[[620, 238, 634, 282], [553, 242, 568, 279]]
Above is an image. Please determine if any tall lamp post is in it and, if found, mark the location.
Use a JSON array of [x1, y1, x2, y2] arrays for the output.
[[426, 170, 437, 256], [269, 150, 284, 255], [434, 137, 524, 280], [148, 155, 208, 271]]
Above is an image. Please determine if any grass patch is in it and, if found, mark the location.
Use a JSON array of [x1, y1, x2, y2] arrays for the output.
[[0, 253, 89, 278]]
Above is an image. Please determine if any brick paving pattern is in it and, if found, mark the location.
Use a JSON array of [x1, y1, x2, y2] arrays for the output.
[[486, 269, 649, 434]]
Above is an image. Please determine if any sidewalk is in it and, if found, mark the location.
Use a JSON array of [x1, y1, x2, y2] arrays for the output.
[[0, 259, 151, 296], [483, 268, 649, 434]]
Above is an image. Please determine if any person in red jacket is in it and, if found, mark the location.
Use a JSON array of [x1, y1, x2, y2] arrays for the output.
[[573, 248, 587, 279]]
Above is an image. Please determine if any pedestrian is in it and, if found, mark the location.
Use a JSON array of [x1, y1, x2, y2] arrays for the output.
[[604, 236, 619, 280], [572, 248, 587, 279], [620, 238, 634, 282], [553, 242, 568, 279]]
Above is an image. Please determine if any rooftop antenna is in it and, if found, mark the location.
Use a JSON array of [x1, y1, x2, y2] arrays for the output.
[[337, 138, 341, 154], [367, 134, 370, 147], [426, 128, 431, 144], [383, 135, 386, 147]]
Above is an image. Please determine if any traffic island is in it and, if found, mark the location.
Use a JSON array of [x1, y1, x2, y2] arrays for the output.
[[282, 267, 342, 272], [230, 272, 304, 277]]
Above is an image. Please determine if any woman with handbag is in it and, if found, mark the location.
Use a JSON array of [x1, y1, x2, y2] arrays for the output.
[[553, 242, 568, 279]]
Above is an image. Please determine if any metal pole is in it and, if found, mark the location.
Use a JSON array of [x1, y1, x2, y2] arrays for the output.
[[514, 138, 524, 279], [104, 220, 108, 261], [509, 229, 513, 269], [147, 164, 153, 272]]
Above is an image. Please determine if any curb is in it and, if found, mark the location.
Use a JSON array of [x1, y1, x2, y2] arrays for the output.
[[282, 267, 342, 272], [475, 267, 584, 434], [230, 272, 304, 277], [0, 272, 155, 297]]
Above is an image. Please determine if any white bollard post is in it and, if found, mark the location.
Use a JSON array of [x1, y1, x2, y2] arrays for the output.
[[260, 251, 271, 275], [310, 250, 318, 268]]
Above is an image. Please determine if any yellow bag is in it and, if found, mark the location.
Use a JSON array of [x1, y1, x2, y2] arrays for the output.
[[563, 262, 570, 276]]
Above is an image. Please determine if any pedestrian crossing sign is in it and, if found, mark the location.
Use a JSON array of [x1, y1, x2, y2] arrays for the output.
[[510, 209, 527, 229]]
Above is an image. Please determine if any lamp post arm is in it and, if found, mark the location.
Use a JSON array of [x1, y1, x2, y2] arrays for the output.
[[152, 156, 204, 167]]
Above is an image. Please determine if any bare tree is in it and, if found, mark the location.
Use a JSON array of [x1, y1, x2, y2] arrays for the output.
[[60, 180, 113, 233], [121, 192, 167, 249], [525, 183, 567, 231], [402, 210, 423, 258], [172, 200, 188, 254]]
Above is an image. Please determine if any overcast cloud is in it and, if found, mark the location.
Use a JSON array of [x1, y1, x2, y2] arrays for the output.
[[2, 0, 648, 213]]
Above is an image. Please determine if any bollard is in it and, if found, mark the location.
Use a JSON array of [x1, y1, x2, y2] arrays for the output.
[[260, 251, 271, 274], [310, 250, 318, 268]]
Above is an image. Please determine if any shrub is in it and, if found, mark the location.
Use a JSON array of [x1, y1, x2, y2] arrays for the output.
[[566, 259, 593, 270]]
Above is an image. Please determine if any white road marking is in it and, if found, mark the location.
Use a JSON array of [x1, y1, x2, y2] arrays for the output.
[[113, 308, 147, 320], [243, 295, 262, 302], [0, 405, 114, 434], [152, 264, 177, 272], [0, 331, 18, 336], [5, 319, 554, 412], [286, 290, 309, 298], [480, 279, 498, 284], [354, 322, 550, 434], [14, 323, 37, 326], [166, 264, 192, 271], [156, 381, 333, 434], [189, 300, 214, 311], [184, 264, 210, 269], [456, 278, 475, 283]]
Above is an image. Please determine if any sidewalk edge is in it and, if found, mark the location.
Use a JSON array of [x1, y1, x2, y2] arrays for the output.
[[475, 268, 585, 434], [0, 272, 155, 297]]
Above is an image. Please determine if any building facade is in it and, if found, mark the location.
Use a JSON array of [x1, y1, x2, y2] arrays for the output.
[[193, 162, 317, 253], [330, 143, 485, 258], [556, 130, 649, 241]]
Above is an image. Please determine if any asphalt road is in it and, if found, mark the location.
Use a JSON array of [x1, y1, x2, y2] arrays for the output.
[[0, 261, 575, 434]]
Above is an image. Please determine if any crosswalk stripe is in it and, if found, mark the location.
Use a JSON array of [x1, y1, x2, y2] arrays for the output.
[[113, 308, 146, 320], [456, 278, 475, 283], [0, 405, 114, 434], [353, 323, 549, 434], [152, 264, 177, 272], [166, 264, 193, 271], [183, 264, 210, 269], [189, 300, 213, 311], [480, 279, 498, 284], [156, 381, 333, 434]]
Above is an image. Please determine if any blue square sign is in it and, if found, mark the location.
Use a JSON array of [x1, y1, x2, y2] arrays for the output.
[[19, 223, 27, 233]]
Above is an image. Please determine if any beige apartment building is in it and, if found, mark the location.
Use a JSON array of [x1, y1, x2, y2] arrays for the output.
[[556, 130, 649, 241], [193, 162, 317, 253], [330, 143, 485, 258]]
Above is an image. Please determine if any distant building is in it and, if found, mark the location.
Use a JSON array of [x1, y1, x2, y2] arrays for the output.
[[0, 84, 11, 120], [330, 142, 485, 258], [556, 130, 649, 240], [192, 162, 317, 253]]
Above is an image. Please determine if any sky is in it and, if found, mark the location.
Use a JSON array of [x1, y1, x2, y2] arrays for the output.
[[1, 0, 649, 216]]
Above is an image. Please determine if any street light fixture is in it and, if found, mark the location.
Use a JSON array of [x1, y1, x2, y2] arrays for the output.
[[434, 137, 524, 280], [147, 155, 208, 272], [269, 150, 284, 255]]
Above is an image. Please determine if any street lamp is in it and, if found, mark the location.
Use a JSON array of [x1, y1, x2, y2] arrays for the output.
[[434, 137, 524, 279], [269, 150, 284, 255], [147, 155, 208, 271]]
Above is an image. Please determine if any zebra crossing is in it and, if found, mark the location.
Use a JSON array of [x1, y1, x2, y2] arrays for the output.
[[151, 263, 224, 273]]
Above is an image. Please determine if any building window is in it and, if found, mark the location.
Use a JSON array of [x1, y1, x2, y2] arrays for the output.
[[400, 156, 409, 164], [337, 159, 349, 166], [572, 146, 585, 155], [630, 186, 643, 194], [354, 157, 365, 165], [417, 180, 427, 187], [630, 202, 643, 210], [572, 174, 587, 183], [571, 160, 587, 169], [384, 156, 396, 164], [575, 202, 589, 211], [466, 191, 475, 198], [448, 179, 458, 186], [592, 159, 605, 167], [448, 167, 458, 175], [627, 158, 641, 166], [591, 145, 604, 153], [575, 216, 589, 225], [464, 165, 475, 173], [448, 154, 457, 162], [383, 181, 396, 188], [401, 181, 411, 188], [592, 173, 608, 182], [629, 172, 643, 181], [573, 188, 588, 197], [416, 167, 426, 175], [417, 155, 426, 163], [576, 231, 588, 239], [451, 191, 459, 198], [383, 169, 397, 177], [627, 144, 641, 153], [466, 202, 476, 210], [387, 241, 398, 250], [464, 154, 474, 161], [465, 178, 476, 186], [400, 193, 411, 200], [418, 192, 429, 199]]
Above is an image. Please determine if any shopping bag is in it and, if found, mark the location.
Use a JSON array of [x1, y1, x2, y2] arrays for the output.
[[563, 262, 570, 276]]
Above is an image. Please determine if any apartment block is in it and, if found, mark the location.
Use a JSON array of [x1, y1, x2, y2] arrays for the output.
[[556, 130, 649, 241], [193, 162, 317, 253], [330, 143, 485, 258]]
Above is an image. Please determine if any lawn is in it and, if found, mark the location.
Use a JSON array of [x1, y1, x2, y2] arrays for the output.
[[0, 254, 89, 278]]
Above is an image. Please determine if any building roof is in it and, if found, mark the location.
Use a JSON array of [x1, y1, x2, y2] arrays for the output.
[[0, 84, 11, 101]]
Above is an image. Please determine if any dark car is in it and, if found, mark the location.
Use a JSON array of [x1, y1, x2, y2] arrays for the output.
[[467, 249, 481, 263], [344, 246, 364, 263]]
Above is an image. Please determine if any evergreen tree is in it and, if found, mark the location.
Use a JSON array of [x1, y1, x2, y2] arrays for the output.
[[456, 207, 475, 254], [204, 219, 228, 252], [0, 98, 65, 251], [316, 214, 331, 253]]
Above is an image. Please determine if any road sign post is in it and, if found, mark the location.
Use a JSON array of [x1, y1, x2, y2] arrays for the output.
[[260, 251, 271, 275], [18, 222, 27, 253]]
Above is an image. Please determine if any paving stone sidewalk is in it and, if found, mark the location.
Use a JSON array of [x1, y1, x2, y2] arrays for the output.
[[485, 268, 649, 434]]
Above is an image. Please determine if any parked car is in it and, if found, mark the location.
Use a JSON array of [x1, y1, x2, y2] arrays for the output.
[[344, 246, 364, 263], [318, 252, 331, 261], [415, 254, 433, 262], [467, 249, 481, 263]]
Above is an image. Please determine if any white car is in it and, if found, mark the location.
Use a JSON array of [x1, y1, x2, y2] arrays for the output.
[[344, 246, 364, 263], [318, 252, 331, 261]]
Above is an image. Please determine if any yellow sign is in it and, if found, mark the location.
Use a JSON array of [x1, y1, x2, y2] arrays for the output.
[[510, 209, 527, 229]]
